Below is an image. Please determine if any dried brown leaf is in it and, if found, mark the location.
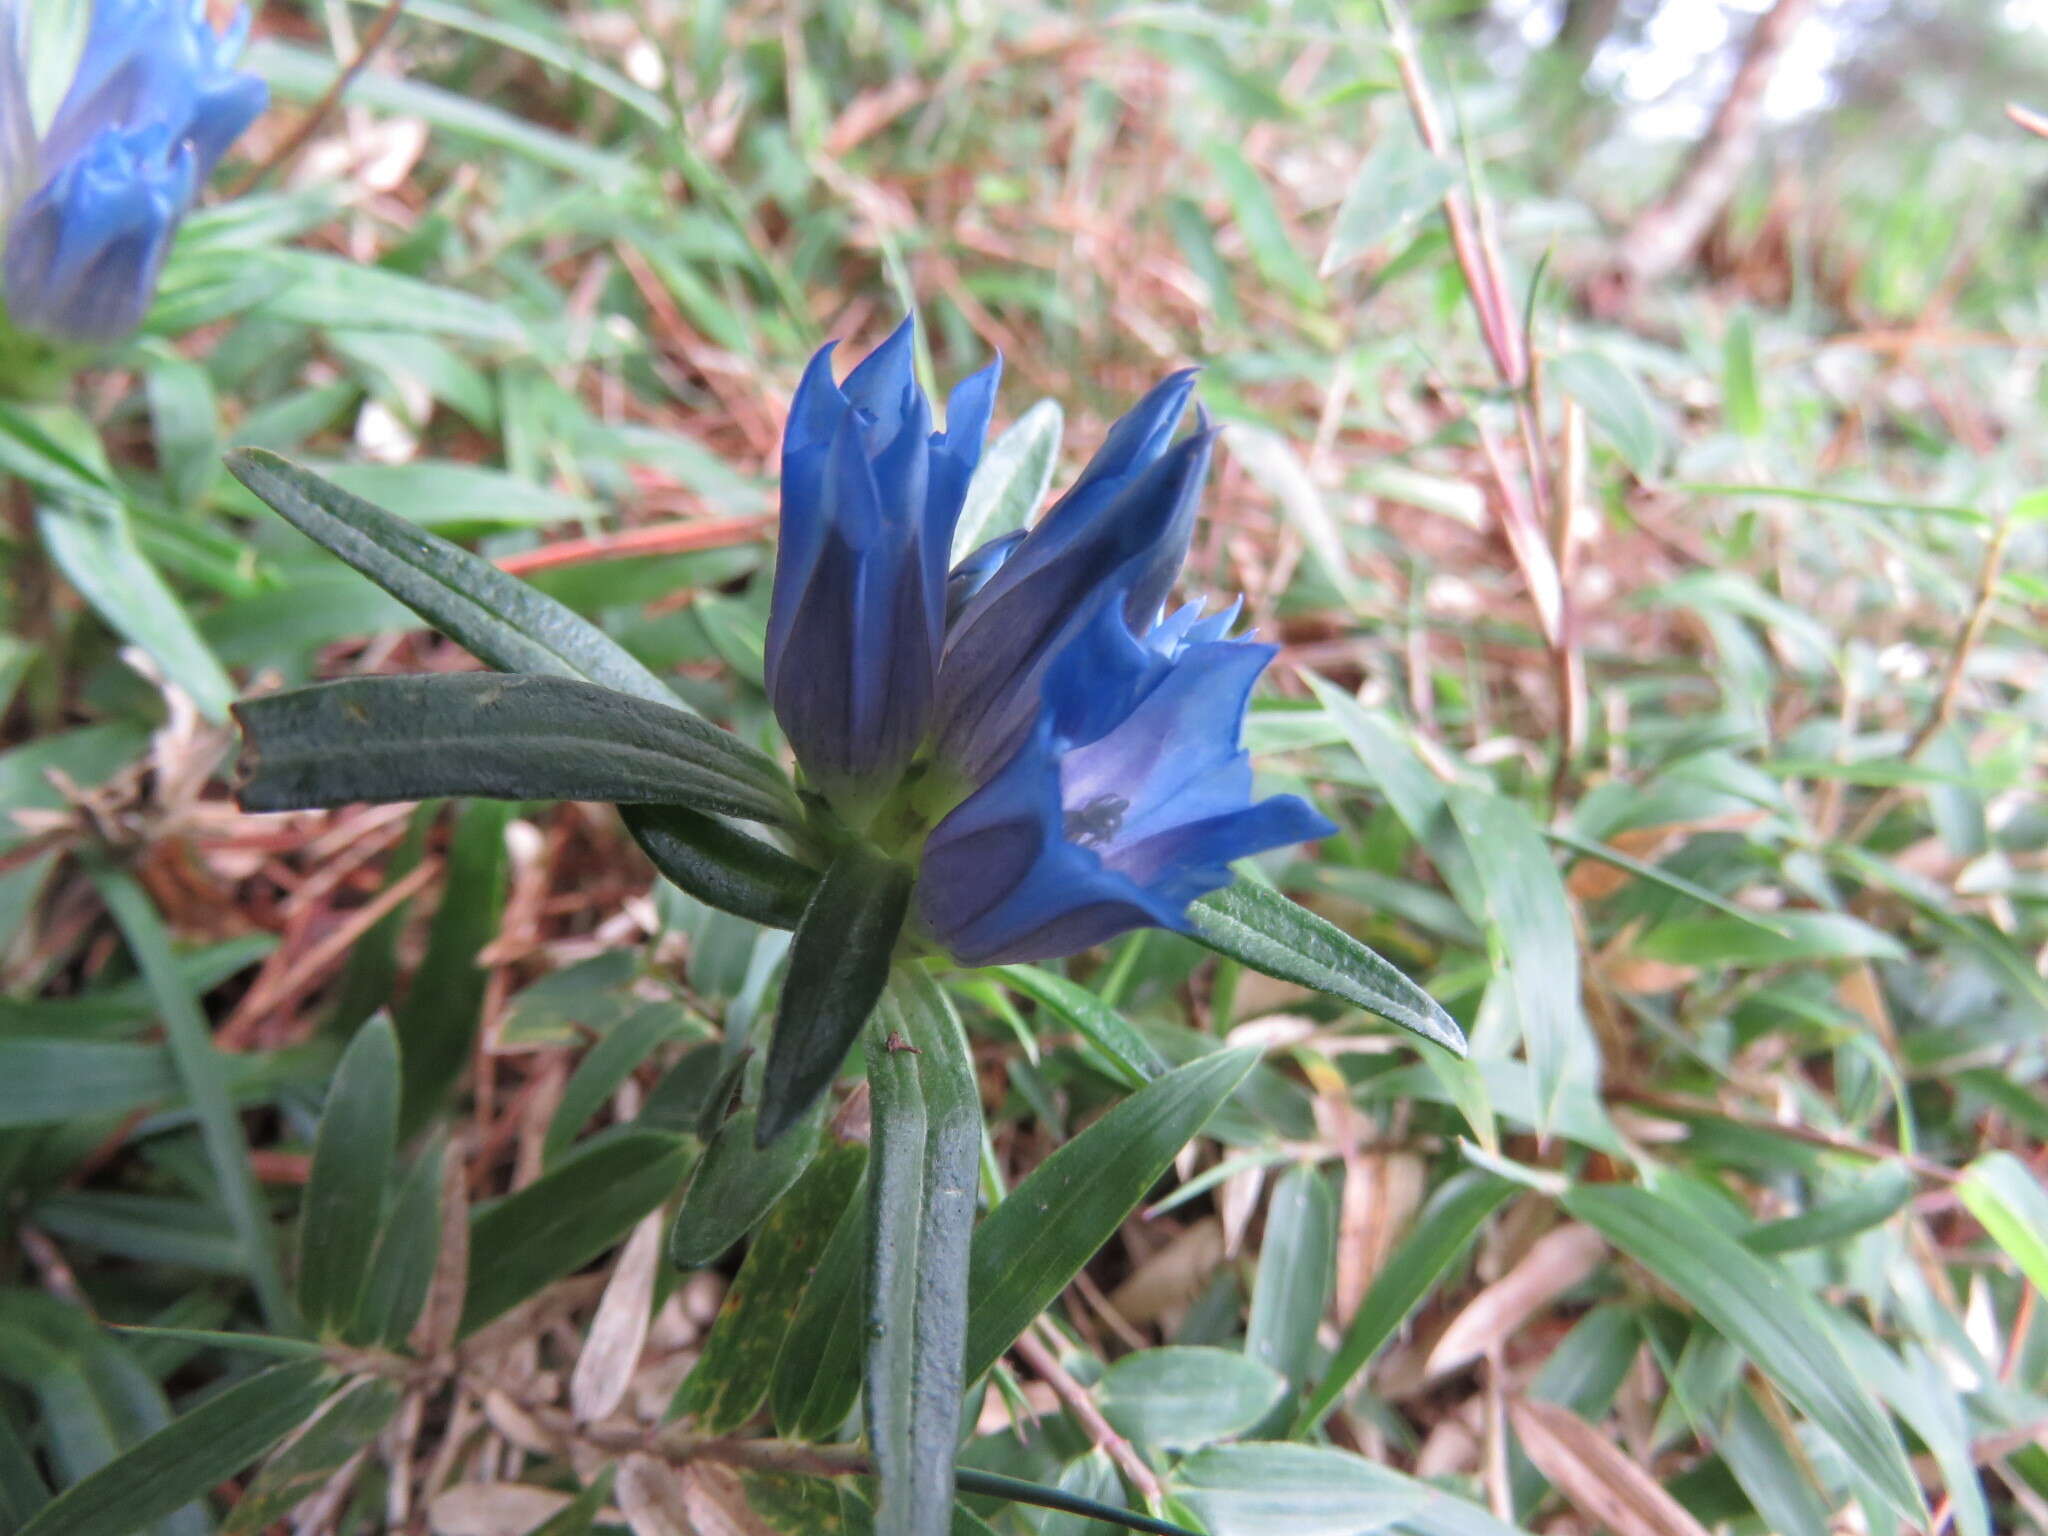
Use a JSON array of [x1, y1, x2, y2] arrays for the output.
[[1426, 1222, 1604, 1378], [409, 1139, 470, 1359], [570, 1209, 665, 1422], [427, 1483, 573, 1536], [1509, 1398, 1712, 1536]]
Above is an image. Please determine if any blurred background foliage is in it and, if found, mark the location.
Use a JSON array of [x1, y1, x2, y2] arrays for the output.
[[1, 0, 2045, 1533]]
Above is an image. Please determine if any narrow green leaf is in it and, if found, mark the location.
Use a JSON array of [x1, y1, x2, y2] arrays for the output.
[[1224, 424, 1366, 612], [1722, 312, 1763, 438], [1564, 1182, 1924, 1521], [674, 1140, 867, 1432], [1098, 1348, 1286, 1451], [1245, 1164, 1336, 1388], [1445, 788, 1594, 1137], [1321, 132, 1455, 276], [145, 352, 221, 512], [866, 970, 982, 1536], [91, 867, 294, 1332], [770, 1168, 870, 1440], [544, 1003, 690, 1166], [221, 1376, 401, 1535], [298, 1017, 400, 1333], [1743, 1163, 1913, 1254], [625, 805, 818, 929], [352, 1134, 447, 1347], [670, 1108, 820, 1270], [963, 1048, 1259, 1383], [1550, 350, 1661, 478], [1172, 1444, 1422, 1536], [1187, 880, 1464, 1054], [461, 1130, 692, 1335], [16, 1360, 332, 1536], [759, 844, 912, 1146], [0, 1397, 49, 1532], [995, 965, 1166, 1088], [1957, 1151, 2048, 1294], [395, 799, 510, 1140], [224, 448, 676, 706], [0, 1040, 176, 1128], [952, 398, 1063, 561], [1203, 139, 1320, 303], [39, 494, 235, 722], [235, 673, 798, 828], [1296, 1171, 1511, 1433]]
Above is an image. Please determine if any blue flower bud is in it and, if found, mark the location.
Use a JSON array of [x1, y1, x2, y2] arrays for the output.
[[0, 0, 266, 345], [765, 319, 1000, 816], [915, 583, 1335, 965]]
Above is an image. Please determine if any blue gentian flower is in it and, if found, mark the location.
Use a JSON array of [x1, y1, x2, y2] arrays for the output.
[[766, 318, 1000, 817], [0, 0, 266, 345], [916, 573, 1334, 966], [766, 323, 1334, 966]]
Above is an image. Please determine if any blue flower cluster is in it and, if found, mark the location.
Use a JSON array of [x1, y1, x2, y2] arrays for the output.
[[0, 0, 266, 345], [771, 321, 1334, 966]]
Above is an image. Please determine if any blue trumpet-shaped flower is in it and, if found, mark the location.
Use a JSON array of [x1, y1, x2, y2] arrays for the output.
[[767, 319, 999, 816], [765, 323, 1331, 965], [916, 586, 1334, 966], [0, 0, 266, 345]]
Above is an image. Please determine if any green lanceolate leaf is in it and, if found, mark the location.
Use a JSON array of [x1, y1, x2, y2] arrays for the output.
[[994, 964, 1167, 1087], [1188, 880, 1464, 1054], [1564, 1181, 1925, 1522], [1245, 1163, 1336, 1389], [1171, 1444, 1424, 1536], [91, 866, 294, 1333], [758, 844, 913, 1146], [951, 398, 1063, 560], [866, 970, 982, 1536], [1743, 1162, 1914, 1255], [670, 1106, 821, 1270], [1956, 1151, 2048, 1294], [625, 805, 819, 928], [545, 1003, 693, 1166], [297, 1017, 400, 1334], [39, 493, 236, 723], [1295, 1171, 1512, 1433], [235, 672, 800, 828], [395, 799, 510, 1140], [461, 1130, 693, 1335], [353, 1134, 447, 1347], [222, 1376, 402, 1535], [962, 1048, 1260, 1383], [16, 1359, 333, 1536], [1098, 1348, 1287, 1451], [224, 448, 677, 706], [770, 1167, 870, 1440], [674, 1140, 867, 1432]]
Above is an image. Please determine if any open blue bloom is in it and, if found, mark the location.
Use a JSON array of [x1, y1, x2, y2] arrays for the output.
[[916, 583, 1335, 965], [767, 319, 999, 816], [0, 0, 266, 344]]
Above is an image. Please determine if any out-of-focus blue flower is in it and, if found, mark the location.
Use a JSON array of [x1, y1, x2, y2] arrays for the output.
[[0, 0, 266, 344], [766, 319, 999, 817], [933, 369, 1211, 784], [916, 583, 1335, 965]]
